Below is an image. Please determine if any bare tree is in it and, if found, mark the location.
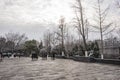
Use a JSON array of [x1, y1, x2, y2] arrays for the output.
[[73, 0, 89, 54], [116, 0, 120, 8], [0, 37, 6, 52], [6, 32, 27, 45], [116, 28, 120, 39], [50, 32, 60, 47], [57, 17, 67, 55], [91, 0, 115, 59], [5, 40, 15, 52], [43, 29, 62, 48], [65, 34, 75, 56], [43, 31, 51, 48], [5, 32, 28, 52]]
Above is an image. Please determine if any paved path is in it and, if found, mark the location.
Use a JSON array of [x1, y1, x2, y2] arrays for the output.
[[0, 57, 120, 80]]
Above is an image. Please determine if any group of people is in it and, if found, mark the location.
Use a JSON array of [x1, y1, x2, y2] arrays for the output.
[[40, 48, 56, 60], [0, 52, 22, 62], [0, 50, 56, 62], [31, 49, 56, 61]]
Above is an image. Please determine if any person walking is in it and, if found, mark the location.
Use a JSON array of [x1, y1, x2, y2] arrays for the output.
[[0, 52, 3, 62], [51, 51, 55, 60]]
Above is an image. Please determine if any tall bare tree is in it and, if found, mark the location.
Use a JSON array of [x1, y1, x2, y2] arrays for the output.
[[43, 31, 51, 48], [58, 17, 67, 55], [73, 0, 89, 54], [92, 0, 115, 59], [65, 34, 75, 56]]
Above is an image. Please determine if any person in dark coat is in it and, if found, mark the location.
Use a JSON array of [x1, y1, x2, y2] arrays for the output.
[[52, 52, 55, 60], [0, 52, 3, 61], [51, 49, 56, 60], [40, 48, 48, 60], [31, 52, 38, 61]]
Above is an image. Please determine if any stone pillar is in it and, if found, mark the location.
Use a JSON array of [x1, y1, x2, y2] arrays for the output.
[[85, 51, 88, 57], [101, 54, 104, 59], [62, 51, 64, 56]]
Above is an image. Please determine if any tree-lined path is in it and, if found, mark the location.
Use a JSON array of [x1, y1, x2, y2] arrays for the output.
[[0, 58, 120, 80]]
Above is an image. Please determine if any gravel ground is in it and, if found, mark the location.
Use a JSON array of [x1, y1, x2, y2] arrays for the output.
[[0, 57, 120, 80]]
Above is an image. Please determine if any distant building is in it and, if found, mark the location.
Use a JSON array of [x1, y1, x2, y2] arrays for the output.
[[97, 38, 120, 59]]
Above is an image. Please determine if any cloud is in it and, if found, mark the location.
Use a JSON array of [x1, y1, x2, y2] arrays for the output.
[[0, 0, 119, 41]]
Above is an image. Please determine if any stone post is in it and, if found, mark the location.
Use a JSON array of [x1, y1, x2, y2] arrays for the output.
[[101, 54, 104, 59], [62, 51, 64, 56], [85, 51, 88, 57]]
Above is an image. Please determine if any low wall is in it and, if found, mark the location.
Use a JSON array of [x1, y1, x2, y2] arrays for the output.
[[55, 55, 66, 59], [72, 56, 95, 62], [94, 58, 120, 65], [69, 56, 120, 65], [55, 55, 120, 65]]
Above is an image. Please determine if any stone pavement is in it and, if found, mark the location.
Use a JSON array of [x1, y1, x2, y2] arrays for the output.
[[0, 57, 120, 80]]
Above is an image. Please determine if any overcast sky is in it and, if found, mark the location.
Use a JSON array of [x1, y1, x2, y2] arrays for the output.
[[0, 0, 119, 41]]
